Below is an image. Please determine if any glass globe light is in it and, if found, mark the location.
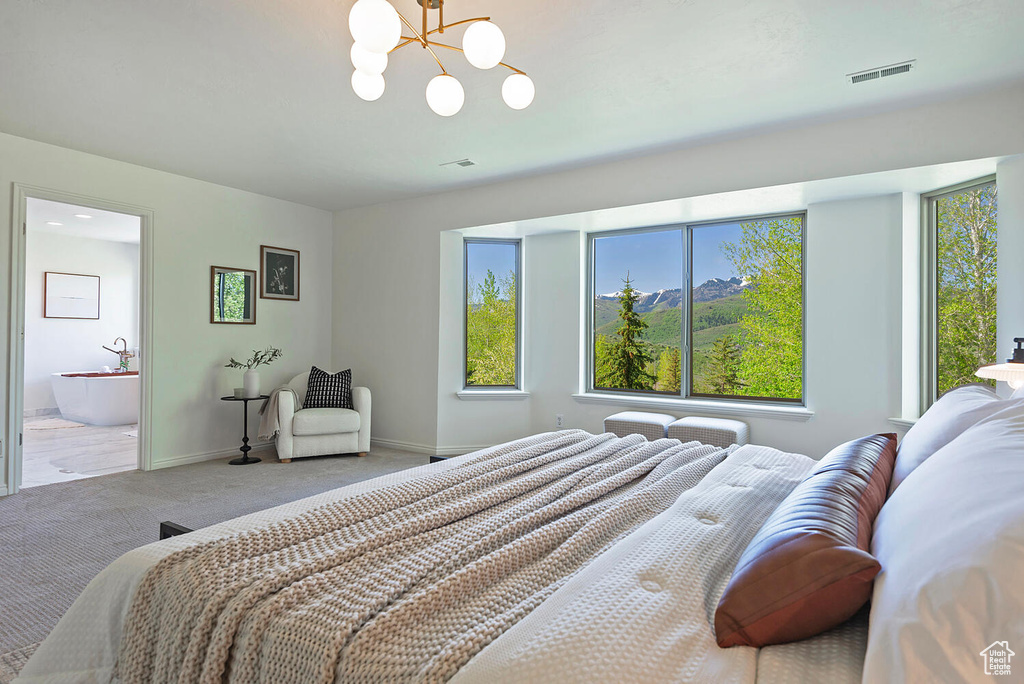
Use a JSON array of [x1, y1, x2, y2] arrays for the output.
[[501, 73, 535, 110], [351, 70, 386, 101], [462, 21, 506, 70], [348, 0, 402, 54], [351, 42, 388, 75], [425, 74, 465, 116]]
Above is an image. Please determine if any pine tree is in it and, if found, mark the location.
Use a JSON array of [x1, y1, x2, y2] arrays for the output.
[[607, 274, 656, 390], [656, 348, 681, 392], [707, 335, 742, 394]]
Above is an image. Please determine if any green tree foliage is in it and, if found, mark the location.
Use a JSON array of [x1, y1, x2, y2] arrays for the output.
[[936, 185, 998, 395], [215, 272, 249, 321], [656, 348, 681, 392], [722, 217, 803, 399], [603, 275, 656, 390], [466, 269, 517, 386], [705, 335, 742, 394]]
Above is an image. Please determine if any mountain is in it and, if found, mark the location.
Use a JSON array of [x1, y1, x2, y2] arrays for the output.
[[693, 277, 748, 303], [597, 277, 749, 312]]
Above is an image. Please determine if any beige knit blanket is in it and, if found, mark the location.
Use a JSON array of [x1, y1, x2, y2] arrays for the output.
[[116, 430, 733, 684]]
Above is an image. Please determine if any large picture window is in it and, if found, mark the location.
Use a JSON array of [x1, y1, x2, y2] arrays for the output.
[[590, 214, 804, 403], [465, 239, 521, 388], [926, 179, 998, 402]]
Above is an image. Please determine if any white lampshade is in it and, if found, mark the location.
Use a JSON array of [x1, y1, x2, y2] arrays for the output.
[[975, 363, 1024, 390], [462, 21, 506, 70], [351, 70, 386, 101], [351, 43, 388, 75], [501, 73, 535, 110], [425, 74, 465, 116], [348, 0, 402, 54]]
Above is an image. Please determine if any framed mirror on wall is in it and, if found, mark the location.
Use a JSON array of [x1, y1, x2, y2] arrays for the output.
[[211, 266, 256, 324]]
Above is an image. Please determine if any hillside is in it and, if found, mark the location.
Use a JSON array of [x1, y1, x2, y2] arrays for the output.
[[596, 292, 747, 350]]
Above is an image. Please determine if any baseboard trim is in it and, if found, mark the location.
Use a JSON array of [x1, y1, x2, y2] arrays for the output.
[[150, 442, 276, 470], [370, 438, 495, 458], [370, 438, 436, 455], [23, 407, 60, 418]]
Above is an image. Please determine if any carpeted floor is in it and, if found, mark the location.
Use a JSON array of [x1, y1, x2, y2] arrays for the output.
[[0, 644, 37, 684], [0, 446, 428, 658]]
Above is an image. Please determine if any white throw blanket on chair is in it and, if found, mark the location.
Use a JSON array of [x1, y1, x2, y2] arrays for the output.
[[257, 387, 297, 441]]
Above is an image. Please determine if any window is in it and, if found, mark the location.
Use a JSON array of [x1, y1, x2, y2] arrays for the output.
[[590, 214, 804, 403], [925, 178, 998, 403], [465, 239, 521, 388]]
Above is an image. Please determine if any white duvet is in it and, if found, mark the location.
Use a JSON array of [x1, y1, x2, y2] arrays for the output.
[[16, 436, 868, 684]]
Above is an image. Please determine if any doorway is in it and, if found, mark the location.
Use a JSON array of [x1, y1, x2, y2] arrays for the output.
[[5, 187, 154, 494]]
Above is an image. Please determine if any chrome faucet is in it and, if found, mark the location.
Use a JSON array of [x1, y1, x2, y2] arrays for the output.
[[102, 337, 135, 372]]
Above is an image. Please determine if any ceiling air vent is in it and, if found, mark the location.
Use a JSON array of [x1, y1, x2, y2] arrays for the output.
[[440, 158, 477, 168], [847, 60, 916, 85]]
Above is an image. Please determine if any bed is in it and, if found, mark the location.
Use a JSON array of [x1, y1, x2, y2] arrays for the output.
[[16, 392, 1024, 683]]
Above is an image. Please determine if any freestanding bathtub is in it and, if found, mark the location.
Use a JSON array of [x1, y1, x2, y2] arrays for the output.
[[50, 371, 140, 426]]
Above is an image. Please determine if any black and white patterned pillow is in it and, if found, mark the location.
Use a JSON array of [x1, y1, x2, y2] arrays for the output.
[[303, 366, 353, 409]]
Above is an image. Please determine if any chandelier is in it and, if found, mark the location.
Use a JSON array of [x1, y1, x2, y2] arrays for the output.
[[348, 0, 535, 116]]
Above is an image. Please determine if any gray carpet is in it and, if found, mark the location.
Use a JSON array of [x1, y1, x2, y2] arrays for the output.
[[0, 447, 428, 655]]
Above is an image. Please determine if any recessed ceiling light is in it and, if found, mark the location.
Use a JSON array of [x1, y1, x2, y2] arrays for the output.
[[46, 221, 63, 226], [74, 214, 93, 219]]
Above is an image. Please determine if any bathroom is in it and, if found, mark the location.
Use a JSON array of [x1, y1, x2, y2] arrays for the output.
[[21, 198, 142, 488]]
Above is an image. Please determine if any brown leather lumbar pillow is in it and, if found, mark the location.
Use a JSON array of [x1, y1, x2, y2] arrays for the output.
[[715, 433, 897, 648]]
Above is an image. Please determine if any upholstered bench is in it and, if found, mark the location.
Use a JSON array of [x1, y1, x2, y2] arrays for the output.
[[667, 416, 749, 448], [603, 412, 675, 440]]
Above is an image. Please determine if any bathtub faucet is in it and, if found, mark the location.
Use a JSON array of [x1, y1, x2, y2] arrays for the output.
[[102, 337, 135, 372]]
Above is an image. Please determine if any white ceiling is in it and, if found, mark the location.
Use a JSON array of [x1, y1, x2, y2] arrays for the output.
[[27, 198, 141, 244], [1, 0, 1022, 211]]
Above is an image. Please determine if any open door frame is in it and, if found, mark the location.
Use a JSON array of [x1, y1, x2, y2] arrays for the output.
[[4, 184, 155, 495]]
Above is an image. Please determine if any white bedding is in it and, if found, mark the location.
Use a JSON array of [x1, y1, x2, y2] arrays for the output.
[[17, 435, 869, 684]]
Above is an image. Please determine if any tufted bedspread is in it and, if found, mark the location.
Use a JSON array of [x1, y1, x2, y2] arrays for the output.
[[16, 431, 868, 684]]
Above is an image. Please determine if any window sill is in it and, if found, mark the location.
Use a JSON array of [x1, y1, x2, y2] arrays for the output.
[[456, 390, 530, 401], [888, 417, 917, 430], [571, 392, 814, 422]]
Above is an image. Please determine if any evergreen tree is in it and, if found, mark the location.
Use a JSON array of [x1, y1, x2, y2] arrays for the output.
[[656, 347, 681, 392], [607, 274, 656, 390], [706, 335, 742, 394]]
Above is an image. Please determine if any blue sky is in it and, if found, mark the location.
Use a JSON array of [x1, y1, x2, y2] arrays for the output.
[[466, 241, 516, 300], [593, 224, 742, 294]]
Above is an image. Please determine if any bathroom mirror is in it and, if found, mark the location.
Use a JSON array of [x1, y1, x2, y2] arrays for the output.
[[211, 266, 256, 324]]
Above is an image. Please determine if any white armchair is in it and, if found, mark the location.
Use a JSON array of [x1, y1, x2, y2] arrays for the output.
[[275, 371, 371, 462]]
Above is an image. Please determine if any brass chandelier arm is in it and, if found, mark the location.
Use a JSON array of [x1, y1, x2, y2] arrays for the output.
[[394, 10, 447, 74], [391, 17, 491, 54], [426, 40, 527, 75]]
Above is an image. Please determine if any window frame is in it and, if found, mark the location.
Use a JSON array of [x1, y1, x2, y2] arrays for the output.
[[463, 237, 523, 391], [586, 211, 807, 407], [920, 175, 997, 411]]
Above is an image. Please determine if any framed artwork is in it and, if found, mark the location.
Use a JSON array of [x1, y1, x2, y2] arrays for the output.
[[44, 272, 100, 319], [211, 266, 257, 324], [260, 245, 300, 301]]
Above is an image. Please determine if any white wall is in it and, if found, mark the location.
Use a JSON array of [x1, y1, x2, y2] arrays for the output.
[[24, 231, 140, 413], [333, 82, 1024, 457], [997, 155, 1024, 371], [0, 131, 334, 492]]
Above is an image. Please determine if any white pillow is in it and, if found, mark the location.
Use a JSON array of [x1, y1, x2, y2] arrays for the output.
[[1013, 385, 1024, 400], [891, 384, 1003, 492], [865, 405, 1024, 682]]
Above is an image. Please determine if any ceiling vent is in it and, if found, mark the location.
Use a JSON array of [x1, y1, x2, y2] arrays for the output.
[[847, 60, 916, 85], [440, 159, 477, 168]]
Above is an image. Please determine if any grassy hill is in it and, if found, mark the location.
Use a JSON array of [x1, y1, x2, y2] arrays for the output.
[[595, 293, 747, 352]]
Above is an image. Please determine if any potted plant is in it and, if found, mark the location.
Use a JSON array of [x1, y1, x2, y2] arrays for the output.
[[226, 346, 283, 398]]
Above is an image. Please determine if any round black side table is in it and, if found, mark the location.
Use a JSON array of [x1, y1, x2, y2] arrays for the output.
[[221, 395, 270, 465]]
